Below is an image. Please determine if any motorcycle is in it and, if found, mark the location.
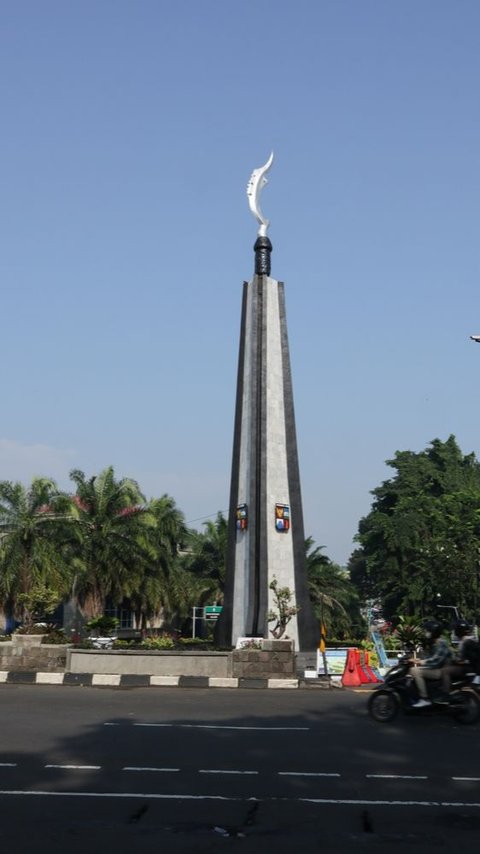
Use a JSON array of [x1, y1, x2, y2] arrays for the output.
[[367, 655, 480, 725]]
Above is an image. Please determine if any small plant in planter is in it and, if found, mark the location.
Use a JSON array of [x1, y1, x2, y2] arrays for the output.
[[177, 637, 211, 649], [112, 639, 137, 649], [41, 627, 67, 645], [84, 616, 120, 637], [16, 623, 48, 636], [267, 577, 300, 640], [142, 633, 175, 650], [15, 584, 62, 635], [237, 638, 263, 650], [75, 639, 95, 650]]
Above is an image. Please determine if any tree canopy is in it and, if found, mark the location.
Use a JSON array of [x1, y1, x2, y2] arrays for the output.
[[0, 462, 380, 641], [306, 538, 364, 639], [69, 467, 153, 617], [351, 435, 480, 621], [0, 478, 73, 622]]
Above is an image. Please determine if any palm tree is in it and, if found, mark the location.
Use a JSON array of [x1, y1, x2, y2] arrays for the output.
[[306, 538, 364, 639], [167, 564, 217, 635], [148, 495, 188, 568], [129, 495, 188, 629], [169, 512, 227, 636], [0, 478, 73, 624], [182, 512, 227, 604], [69, 467, 151, 618]]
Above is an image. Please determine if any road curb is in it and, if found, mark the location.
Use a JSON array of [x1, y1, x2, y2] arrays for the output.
[[0, 671, 336, 689]]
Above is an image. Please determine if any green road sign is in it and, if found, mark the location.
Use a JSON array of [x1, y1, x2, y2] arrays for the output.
[[205, 606, 223, 620]]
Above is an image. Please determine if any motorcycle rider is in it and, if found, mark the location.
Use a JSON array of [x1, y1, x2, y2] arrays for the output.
[[409, 619, 452, 708], [442, 619, 479, 695]]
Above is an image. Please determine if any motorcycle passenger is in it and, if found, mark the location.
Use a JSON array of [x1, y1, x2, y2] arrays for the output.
[[409, 619, 452, 708], [442, 620, 479, 695]]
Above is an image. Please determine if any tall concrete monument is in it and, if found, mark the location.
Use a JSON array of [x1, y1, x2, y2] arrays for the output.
[[216, 154, 318, 651]]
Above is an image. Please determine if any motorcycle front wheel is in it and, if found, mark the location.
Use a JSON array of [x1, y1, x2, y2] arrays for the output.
[[368, 689, 400, 723], [450, 689, 480, 725]]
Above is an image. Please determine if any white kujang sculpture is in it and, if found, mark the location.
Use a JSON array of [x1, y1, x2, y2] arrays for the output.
[[246, 152, 274, 237]]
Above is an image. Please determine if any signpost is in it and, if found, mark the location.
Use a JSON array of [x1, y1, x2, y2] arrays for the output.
[[191, 605, 223, 637]]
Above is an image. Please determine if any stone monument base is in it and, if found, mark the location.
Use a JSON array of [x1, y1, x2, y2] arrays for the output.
[[231, 639, 295, 679]]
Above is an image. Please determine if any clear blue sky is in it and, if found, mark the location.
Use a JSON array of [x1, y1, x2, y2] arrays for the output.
[[1, 1, 480, 565]]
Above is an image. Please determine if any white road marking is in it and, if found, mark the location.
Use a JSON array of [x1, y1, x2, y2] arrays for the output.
[[366, 774, 428, 780], [4, 756, 479, 788], [0, 790, 237, 800], [134, 723, 309, 731], [199, 770, 258, 775], [122, 767, 180, 773], [2, 790, 480, 808], [279, 772, 341, 777], [44, 765, 101, 770], [300, 797, 480, 807]]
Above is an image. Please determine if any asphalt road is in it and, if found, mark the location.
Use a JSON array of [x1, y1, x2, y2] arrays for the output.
[[1, 684, 480, 853]]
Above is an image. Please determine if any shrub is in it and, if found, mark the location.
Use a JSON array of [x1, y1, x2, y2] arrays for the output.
[[177, 637, 210, 648], [16, 623, 49, 635], [267, 577, 299, 639], [16, 584, 63, 629], [84, 616, 119, 635], [73, 639, 95, 649], [382, 632, 402, 651], [41, 629, 67, 645], [393, 615, 424, 652], [142, 634, 175, 650], [112, 639, 137, 649], [237, 638, 263, 650]]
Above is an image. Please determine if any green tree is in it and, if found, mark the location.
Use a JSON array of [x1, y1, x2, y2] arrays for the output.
[[167, 564, 217, 634], [69, 467, 151, 617], [170, 512, 227, 636], [306, 538, 364, 639], [181, 512, 227, 604], [352, 436, 480, 621], [129, 495, 188, 629], [0, 478, 73, 623]]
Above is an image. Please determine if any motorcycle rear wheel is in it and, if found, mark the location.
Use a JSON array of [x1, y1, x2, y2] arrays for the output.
[[450, 689, 480, 725], [368, 689, 400, 723]]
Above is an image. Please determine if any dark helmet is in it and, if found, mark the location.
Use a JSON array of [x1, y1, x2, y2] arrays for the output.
[[422, 619, 443, 639], [453, 619, 471, 638]]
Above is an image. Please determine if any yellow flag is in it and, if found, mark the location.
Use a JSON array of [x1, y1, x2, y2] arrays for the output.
[[319, 622, 327, 653]]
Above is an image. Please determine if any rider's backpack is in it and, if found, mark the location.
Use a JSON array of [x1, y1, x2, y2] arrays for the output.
[[461, 639, 480, 673]]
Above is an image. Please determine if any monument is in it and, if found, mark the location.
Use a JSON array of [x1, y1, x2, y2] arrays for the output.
[[216, 154, 318, 651]]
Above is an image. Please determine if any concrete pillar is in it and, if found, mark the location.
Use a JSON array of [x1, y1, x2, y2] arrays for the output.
[[216, 268, 318, 651]]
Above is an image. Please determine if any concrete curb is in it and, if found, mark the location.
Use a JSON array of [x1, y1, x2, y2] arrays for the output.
[[0, 671, 334, 689]]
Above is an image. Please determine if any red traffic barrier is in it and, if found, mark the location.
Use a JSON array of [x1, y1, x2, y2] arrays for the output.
[[363, 650, 382, 683], [341, 648, 362, 686], [341, 648, 383, 686], [355, 648, 372, 684]]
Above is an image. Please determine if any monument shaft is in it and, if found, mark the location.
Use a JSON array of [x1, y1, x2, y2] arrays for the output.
[[217, 271, 318, 650]]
